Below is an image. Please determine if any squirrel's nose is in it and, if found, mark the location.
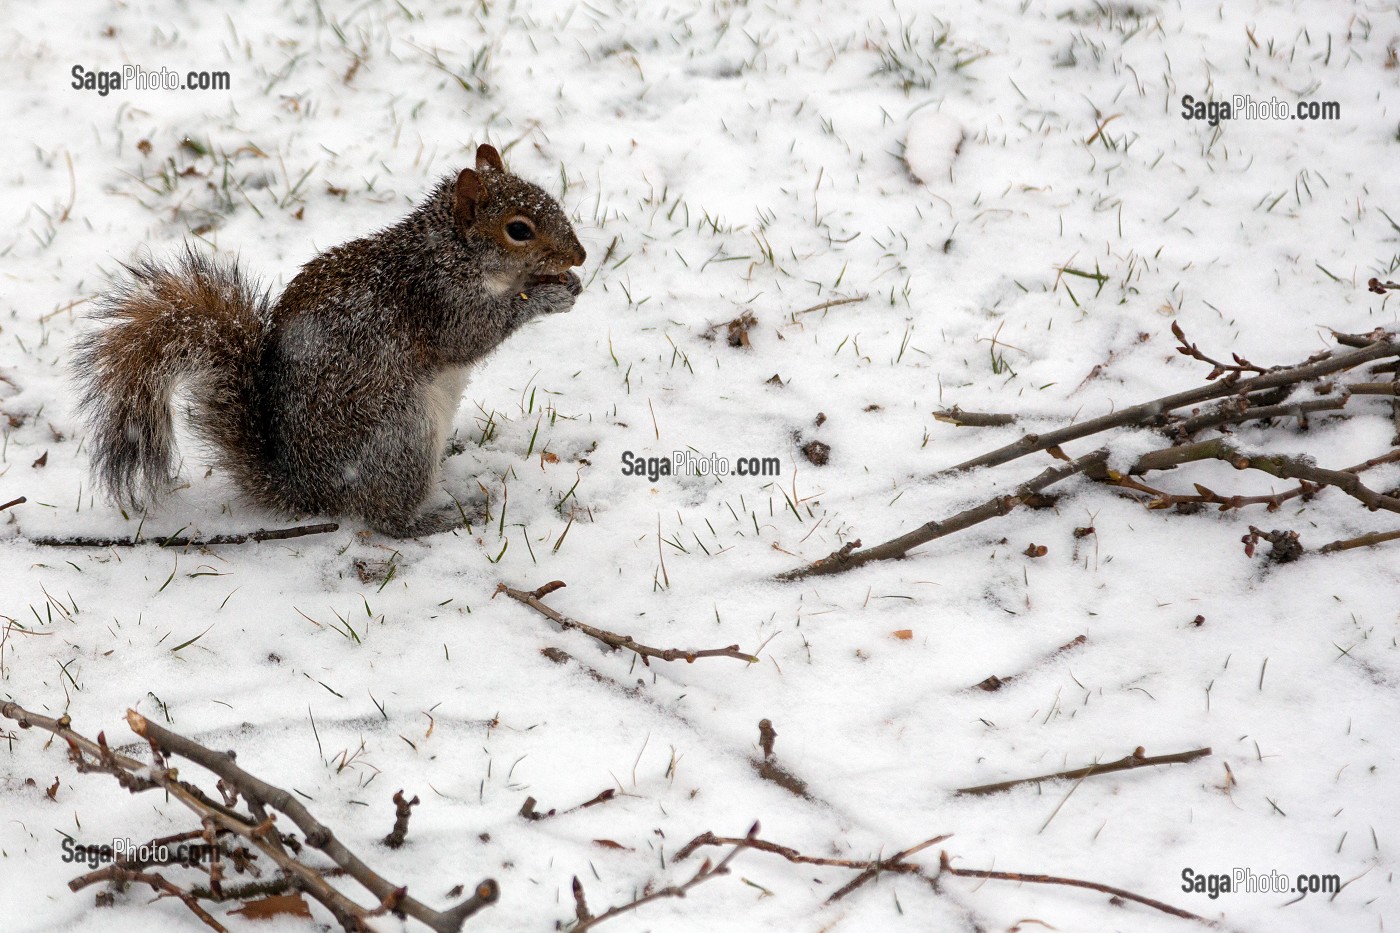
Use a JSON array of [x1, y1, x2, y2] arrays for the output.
[[571, 244, 586, 266]]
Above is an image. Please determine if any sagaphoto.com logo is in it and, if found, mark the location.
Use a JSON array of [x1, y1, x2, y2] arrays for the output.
[[72, 64, 231, 96], [1181, 92, 1340, 127], [621, 450, 782, 483]]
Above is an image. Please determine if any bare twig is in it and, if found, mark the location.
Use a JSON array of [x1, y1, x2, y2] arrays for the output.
[[1172, 394, 1350, 438], [939, 329, 1398, 475], [676, 829, 1207, 923], [1099, 470, 1314, 513], [1172, 320, 1267, 378], [68, 865, 228, 931], [827, 835, 950, 903], [779, 450, 1109, 581], [518, 788, 616, 821], [31, 522, 340, 548], [382, 790, 419, 849], [1342, 382, 1400, 395], [494, 581, 758, 664], [792, 295, 867, 316], [0, 702, 498, 932], [1332, 326, 1394, 347], [955, 746, 1212, 796], [678, 830, 949, 885], [787, 416, 1400, 581], [932, 407, 1018, 427], [572, 822, 758, 931], [126, 710, 498, 931], [1320, 528, 1400, 553], [0, 496, 25, 513], [939, 851, 1215, 925]]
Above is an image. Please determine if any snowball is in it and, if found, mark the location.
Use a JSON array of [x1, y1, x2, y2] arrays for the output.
[[904, 110, 965, 184]]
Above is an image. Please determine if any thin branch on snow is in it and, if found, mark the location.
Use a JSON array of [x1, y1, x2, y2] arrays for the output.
[[495, 580, 759, 664], [940, 329, 1398, 475], [1319, 527, 1400, 553], [939, 852, 1216, 925], [932, 406, 1019, 427], [676, 829, 951, 904], [518, 788, 617, 822], [955, 746, 1213, 796], [30, 521, 340, 547], [570, 822, 758, 931], [674, 829, 1213, 924], [778, 449, 1109, 580]]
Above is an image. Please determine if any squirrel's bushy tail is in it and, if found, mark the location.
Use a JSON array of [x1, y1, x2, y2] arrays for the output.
[[74, 247, 270, 506]]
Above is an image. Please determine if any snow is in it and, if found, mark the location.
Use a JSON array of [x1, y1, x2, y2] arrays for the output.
[[3, 1, 1399, 931]]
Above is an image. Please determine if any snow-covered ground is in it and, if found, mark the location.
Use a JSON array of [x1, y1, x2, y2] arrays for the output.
[[3, 0, 1399, 930]]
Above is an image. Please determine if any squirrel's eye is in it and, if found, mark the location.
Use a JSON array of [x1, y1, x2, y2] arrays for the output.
[[505, 220, 535, 242]]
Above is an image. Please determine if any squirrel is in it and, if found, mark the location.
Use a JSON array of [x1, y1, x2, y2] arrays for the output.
[[73, 143, 586, 537]]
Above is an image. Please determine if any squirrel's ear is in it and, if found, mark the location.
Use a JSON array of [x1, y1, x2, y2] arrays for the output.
[[454, 168, 488, 225], [475, 144, 505, 173]]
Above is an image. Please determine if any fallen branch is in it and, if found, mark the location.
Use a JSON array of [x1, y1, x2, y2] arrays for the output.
[[68, 865, 227, 931], [939, 851, 1215, 925], [778, 449, 1109, 581], [955, 746, 1212, 796], [495, 581, 759, 664], [932, 407, 1018, 427], [1341, 382, 1400, 395], [31, 522, 340, 548], [1319, 528, 1400, 553], [675, 829, 1210, 924], [786, 327, 1400, 579], [1099, 469, 1314, 514], [678, 829, 950, 903], [0, 496, 24, 513], [1172, 393, 1349, 438], [518, 788, 616, 822], [939, 329, 1398, 475], [1, 701, 498, 932], [571, 822, 758, 931]]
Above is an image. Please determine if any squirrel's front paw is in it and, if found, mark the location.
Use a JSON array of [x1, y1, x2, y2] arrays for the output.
[[520, 274, 581, 314]]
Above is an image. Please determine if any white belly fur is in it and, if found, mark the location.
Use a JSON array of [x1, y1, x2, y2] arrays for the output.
[[424, 366, 469, 474]]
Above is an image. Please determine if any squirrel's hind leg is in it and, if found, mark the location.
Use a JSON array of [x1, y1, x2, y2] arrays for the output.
[[357, 459, 487, 538], [372, 502, 477, 538]]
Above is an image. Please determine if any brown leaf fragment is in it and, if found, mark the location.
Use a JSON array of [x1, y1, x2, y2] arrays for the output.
[[592, 839, 631, 850], [230, 894, 314, 920], [726, 311, 756, 347]]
